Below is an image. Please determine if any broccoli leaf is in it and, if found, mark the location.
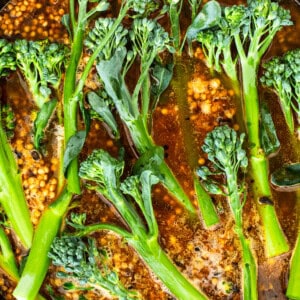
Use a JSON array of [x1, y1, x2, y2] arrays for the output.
[[186, 0, 222, 43], [87, 91, 119, 139], [150, 61, 174, 113], [271, 163, 300, 190], [260, 102, 280, 157], [63, 131, 86, 175], [33, 99, 57, 149]]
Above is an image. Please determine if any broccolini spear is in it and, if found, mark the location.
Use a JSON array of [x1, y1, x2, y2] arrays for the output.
[[195, 0, 292, 257], [197, 126, 257, 300], [75, 149, 207, 300], [92, 18, 196, 213], [49, 234, 139, 299], [13, 39, 68, 149], [261, 48, 300, 139]]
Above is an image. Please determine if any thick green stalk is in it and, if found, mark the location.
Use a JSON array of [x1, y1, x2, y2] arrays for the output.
[[129, 234, 207, 300], [194, 177, 219, 227], [287, 233, 300, 300], [171, 61, 216, 217], [0, 126, 33, 249], [241, 58, 289, 257], [13, 189, 72, 300], [227, 172, 257, 300], [63, 0, 88, 194], [286, 190, 300, 300], [0, 227, 19, 281]]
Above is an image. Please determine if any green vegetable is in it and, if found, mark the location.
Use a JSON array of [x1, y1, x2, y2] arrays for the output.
[[0, 39, 16, 77], [12, 39, 68, 149], [14, 40, 67, 109], [88, 90, 120, 139], [196, 0, 292, 258], [197, 126, 257, 300], [0, 106, 33, 249], [261, 48, 300, 138], [1, 104, 15, 140], [76, 148, 207, 300], [0, 226, 19, 281], [49, 234, 139, 299], [188, 0, 202, 22], [163, 0, 184, 52], [13, 188, 73, 300]]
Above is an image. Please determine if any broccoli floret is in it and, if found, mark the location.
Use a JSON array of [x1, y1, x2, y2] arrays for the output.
[[197, 126, 256, 300], [14, 39, 68, 109], [261, 48, 300, 137], [49, 235, 139, 299], [85, 18, 128, 61], [0, 104, 15, 140], [0, 39, 16, 77], [77, 149, 207, 300]]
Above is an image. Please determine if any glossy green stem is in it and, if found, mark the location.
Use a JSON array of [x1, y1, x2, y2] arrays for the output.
[[194, 177, 219, 228], [227, 172, 257, 300], [0, 227, 19, 281], [13, 189, 72, 300], [63, 0, 87, 194], [129, 234, 207, 300], [287, 233, 300, 300], [0, 125, 33, 249], [169, 1, 182, 53], [241, 59, 289, 257]]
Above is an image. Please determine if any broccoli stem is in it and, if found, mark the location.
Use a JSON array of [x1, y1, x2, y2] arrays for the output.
[[287, 232, 300, 300], [194, 177, 219, 228], [0, 125, 33, 249], [281, 101, 295, 134], [0, 227, 19, 282], [13, 189, 72, 300], [169, 1, 182, 53], [286, 190, 300, 300], [241, 60, 289, 257], [170, 60, 218, 221], [63, 18, 85, 194], [226, 172, 257, 300], [129, 235, 207, 300]]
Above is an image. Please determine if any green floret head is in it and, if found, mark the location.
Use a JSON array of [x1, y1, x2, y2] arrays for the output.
[[0, 39, 16, 77], [49, 235, 139, 299], [79, 149, 124, 191], [129, 18, 175, 59], [0, 104, 15, 140], [49, 236, 88, 276], [120, 175, 141, 199], [130, 0, 159, 17], [85, 18, 128, 61], [201, 125, 248, 171], [13, 39, 68, 108]]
